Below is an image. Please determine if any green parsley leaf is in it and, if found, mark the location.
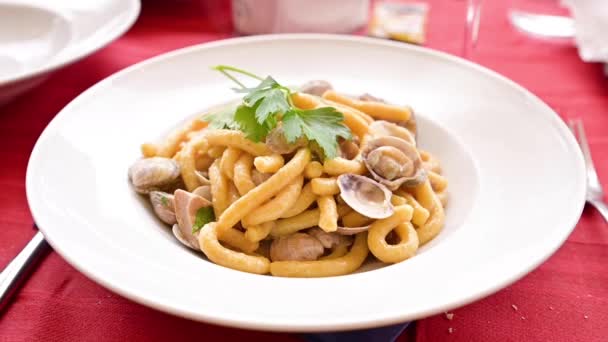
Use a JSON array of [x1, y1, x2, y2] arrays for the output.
[[192, 207, 215, 234], [282, 107, 352, 159], [239, 76, 290, 124], [234, 104, 271, 142], [203, 106, 240, 130], [242, 76, 280, 105], [255, 88, 290, 123], [160, 196, 169, 207], [210, 65, 353, 158]]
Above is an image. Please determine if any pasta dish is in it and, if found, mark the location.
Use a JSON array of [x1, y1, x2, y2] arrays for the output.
[[128, 66, 447, 277]]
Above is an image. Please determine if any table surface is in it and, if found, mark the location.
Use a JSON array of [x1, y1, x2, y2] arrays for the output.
[[1, 1, 607, 341]]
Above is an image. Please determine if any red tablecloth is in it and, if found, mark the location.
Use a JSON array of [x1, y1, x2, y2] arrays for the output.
[[1, 1, 607, 341]]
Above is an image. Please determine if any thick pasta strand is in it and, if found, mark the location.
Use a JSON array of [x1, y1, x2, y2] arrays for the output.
[[413, 180, 445, 245], [321, 99, 374, 124], [272, 209, 320, 237], [397, 191, 430, 227], [244, 222, 274, 243], [323, 158, 366, 176], [428, 171, 448, 192], [304, 161, 323, 179], [292, 92, 369, 140], [207, 146, 226, 159], [279, 182, 316, 218], [368, 222, 419, 263], [420, 150, 441, 173], [199, 223, 269, 274], [391, 195, 407, 206], [269, 232, 369, 277], [323, 103, 369, 141], [219, 147, 241, 179], [254, 154, 284, 173], [242, 175, 304, 226], [323, 90, 412, 123], [195, 154, 214, 171], [208, 160, 229, 217], [215, 148, 311, 234], [143, 116, 208, 158], [177, 133, 209, 191], [319, 244, 350, 260], [233, 153, 256, 196], [219, 225, 259, 253], [341, 211, 371, 227], [291, 92, 318, 109], [311, 177, 340, 196], [227, 182, 240, 205], [317, 196, 338, 232], [204, 130, 271, 156]]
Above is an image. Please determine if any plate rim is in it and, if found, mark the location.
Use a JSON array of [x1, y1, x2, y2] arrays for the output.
[[0, 0, 141, 85], [25, 34, 587, 332]]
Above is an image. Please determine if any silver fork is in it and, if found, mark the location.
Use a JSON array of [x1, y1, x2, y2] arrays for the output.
[[569, 118, 608, 222]]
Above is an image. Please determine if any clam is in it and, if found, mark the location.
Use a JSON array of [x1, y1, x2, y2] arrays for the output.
[[358, 93, 385, 102], [172, 189, 213, 250], [172, 224, 196, 250], [338, 138, 360, 160], [128, 157, 181, 194], [362, 136, 426, 190], [369, 120, 416, 146], [192, 185, 212, 202], [194, 170, 210, 185], [307, 227, 353, 248], [300, 80, 333, 97], [149, 191, 176, 225], [270, 233, 325, 261], [337, 174, 394, 219], [336, 225, 372, 236], [266, 125, 307, 155]]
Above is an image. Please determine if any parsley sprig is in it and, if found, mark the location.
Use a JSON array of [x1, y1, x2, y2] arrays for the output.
[[192, 207, 215, 234], [204, 65, 352, 159]]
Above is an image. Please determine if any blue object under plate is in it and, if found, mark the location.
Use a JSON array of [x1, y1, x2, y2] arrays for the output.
[[302, 322, 410, 342]]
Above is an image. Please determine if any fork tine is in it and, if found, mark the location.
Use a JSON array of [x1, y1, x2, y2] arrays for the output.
[[573, 119, 603, 191]]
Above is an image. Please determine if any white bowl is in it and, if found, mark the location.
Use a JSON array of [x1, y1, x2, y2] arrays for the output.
[[26, 34, 586, 332], [0, 0, 140, 105]]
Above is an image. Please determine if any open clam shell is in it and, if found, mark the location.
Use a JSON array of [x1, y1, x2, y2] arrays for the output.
[[337, 174, 394, 219], [362, 136, 426, 191]]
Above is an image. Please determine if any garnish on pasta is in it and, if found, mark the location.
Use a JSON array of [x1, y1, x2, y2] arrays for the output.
[[204, 65, 352, 159], [192, 207, 215, 234], [131, 69, 447, 277]]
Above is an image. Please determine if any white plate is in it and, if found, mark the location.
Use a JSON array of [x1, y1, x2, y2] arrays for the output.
[[0, 0, 140, 105], [26, 35, 586, 332]]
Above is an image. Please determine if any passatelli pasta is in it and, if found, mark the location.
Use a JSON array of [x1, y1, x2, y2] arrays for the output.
[[128, 68, 447, 278]]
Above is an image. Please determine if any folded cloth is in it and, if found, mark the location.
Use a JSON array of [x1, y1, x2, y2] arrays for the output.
[[302, 322, 409, 342], [562, 0, 608, 62]]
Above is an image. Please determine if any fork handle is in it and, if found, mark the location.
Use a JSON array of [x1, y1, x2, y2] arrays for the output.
[[589, 200, 608, 223], [0, 231, 48, 312]]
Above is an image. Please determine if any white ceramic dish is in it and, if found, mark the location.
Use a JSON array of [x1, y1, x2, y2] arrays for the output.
[[0, 0, 140, 105], [26, 35, 586, 332]]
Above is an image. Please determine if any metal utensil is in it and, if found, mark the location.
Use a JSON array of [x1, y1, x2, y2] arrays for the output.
[[0, 228, 49, 312], [509, 10, 575, 39], [568, 118, 608, 222]]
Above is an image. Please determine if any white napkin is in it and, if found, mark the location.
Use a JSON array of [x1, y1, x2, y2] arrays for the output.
[[562, 0, 608, 62]]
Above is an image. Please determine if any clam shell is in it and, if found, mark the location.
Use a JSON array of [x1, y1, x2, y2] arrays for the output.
[[337, 174, 394, 219], [362, 136, 426, 190], [128, 157, 181, 194]]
